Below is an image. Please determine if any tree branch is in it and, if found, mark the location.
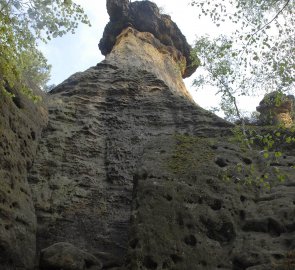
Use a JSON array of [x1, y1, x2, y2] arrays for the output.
[[251, 0, 290, 38]]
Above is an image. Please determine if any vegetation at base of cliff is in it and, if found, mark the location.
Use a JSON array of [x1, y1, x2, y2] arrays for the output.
[[0, 0, 90, 100], [167, 134, 215, 175]]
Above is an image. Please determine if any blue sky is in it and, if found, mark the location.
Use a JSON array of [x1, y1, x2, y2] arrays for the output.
[[39, 0, 262, 114]]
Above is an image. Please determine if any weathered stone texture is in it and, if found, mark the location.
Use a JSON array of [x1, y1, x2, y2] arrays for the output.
[[105, 27, 191, 101], [0, 89, 47, 269], [28, 61, 231, 268], [128, 136, 295, 269], [28, 61, 295, 269]]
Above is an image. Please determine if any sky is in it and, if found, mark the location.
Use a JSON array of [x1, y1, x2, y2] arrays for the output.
[[39, 0, 263, 115]]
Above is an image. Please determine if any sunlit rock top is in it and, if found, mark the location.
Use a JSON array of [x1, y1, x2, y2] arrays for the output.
[[99, 0, 198, 78], [257, 91, 295, 127]]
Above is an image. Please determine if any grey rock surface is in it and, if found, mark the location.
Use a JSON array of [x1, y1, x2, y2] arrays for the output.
[[29, 62, 231, 269], [0, 88, 47, 269], [28, 59, 295, 269]]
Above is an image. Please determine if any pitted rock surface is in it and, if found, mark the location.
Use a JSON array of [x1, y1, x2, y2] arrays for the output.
[[28, 58, 295, 269], [99, 0, 197, 78], [0, 88, 47, 269], [29, 62, 231, 269]]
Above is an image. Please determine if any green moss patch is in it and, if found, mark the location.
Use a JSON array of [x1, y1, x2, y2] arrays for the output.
[[167, 134, 215, 175]]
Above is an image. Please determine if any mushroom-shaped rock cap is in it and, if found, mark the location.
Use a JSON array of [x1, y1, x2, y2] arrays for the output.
[[99, 0, 198, 78]]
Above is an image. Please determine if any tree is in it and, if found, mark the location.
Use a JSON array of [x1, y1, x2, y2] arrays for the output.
[[190, 0, 294, 121], [0, 0, 90, 100], [190, 0, 295, 187]]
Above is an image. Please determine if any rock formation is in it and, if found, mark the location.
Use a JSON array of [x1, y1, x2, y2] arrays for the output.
[[99, 0, 198, 78], [257, 91, 295, 127], [1, 1, 295, 270]]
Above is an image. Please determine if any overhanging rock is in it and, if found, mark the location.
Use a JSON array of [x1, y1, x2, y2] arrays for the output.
[[99, 0, 198, 78]]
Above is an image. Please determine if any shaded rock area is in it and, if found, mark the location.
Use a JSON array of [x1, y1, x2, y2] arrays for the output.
[[0, 88, 47, 269], [99, 0, 198, 78], [127, 136, 295, 270], [257, 91, 295, 127]]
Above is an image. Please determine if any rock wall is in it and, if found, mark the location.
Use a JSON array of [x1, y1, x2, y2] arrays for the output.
[[0, 88, 47, 269], [28, 61, 231, 268], [29, 26, 294, 269]]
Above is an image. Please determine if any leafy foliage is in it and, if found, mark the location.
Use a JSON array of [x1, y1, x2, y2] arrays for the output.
[[228, 123, 295, 188], [0, 0, 90, 100], [190, 0, 294, 119]]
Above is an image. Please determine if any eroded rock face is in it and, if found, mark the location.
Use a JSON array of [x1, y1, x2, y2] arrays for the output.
[[0, 88, 47, 269], [127, 135, 295, 269], [105, 27, 191, 100], [99, 0, 198, 78], [257, 91, 295, 127], [29, 62, 231, 269], [28, 49, 295, 270]]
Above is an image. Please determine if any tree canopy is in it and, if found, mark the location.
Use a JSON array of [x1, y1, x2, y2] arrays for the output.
[[0, 0, 90, 100], [190, 0, 294, 121]]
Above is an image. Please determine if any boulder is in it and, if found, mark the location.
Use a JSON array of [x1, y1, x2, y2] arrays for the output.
[[40, 242, 102, 270]]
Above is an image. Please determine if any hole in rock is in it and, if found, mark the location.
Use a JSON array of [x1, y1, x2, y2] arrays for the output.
[[239, 210, 246, 221], [30, 131, 36, 141], [215, 157, 228, 167], [12, 94, 23, 109], [242, 157, 252, 165], [164, 194, 172, 201], [184, 235, 197, 246], [170, 254, 183, 264], [240, 195, 246, 202], [210, 199, 222, 210], [143, 256, 158, 270], [129, 238, 139, 249], [232, 257, 248, 270]]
